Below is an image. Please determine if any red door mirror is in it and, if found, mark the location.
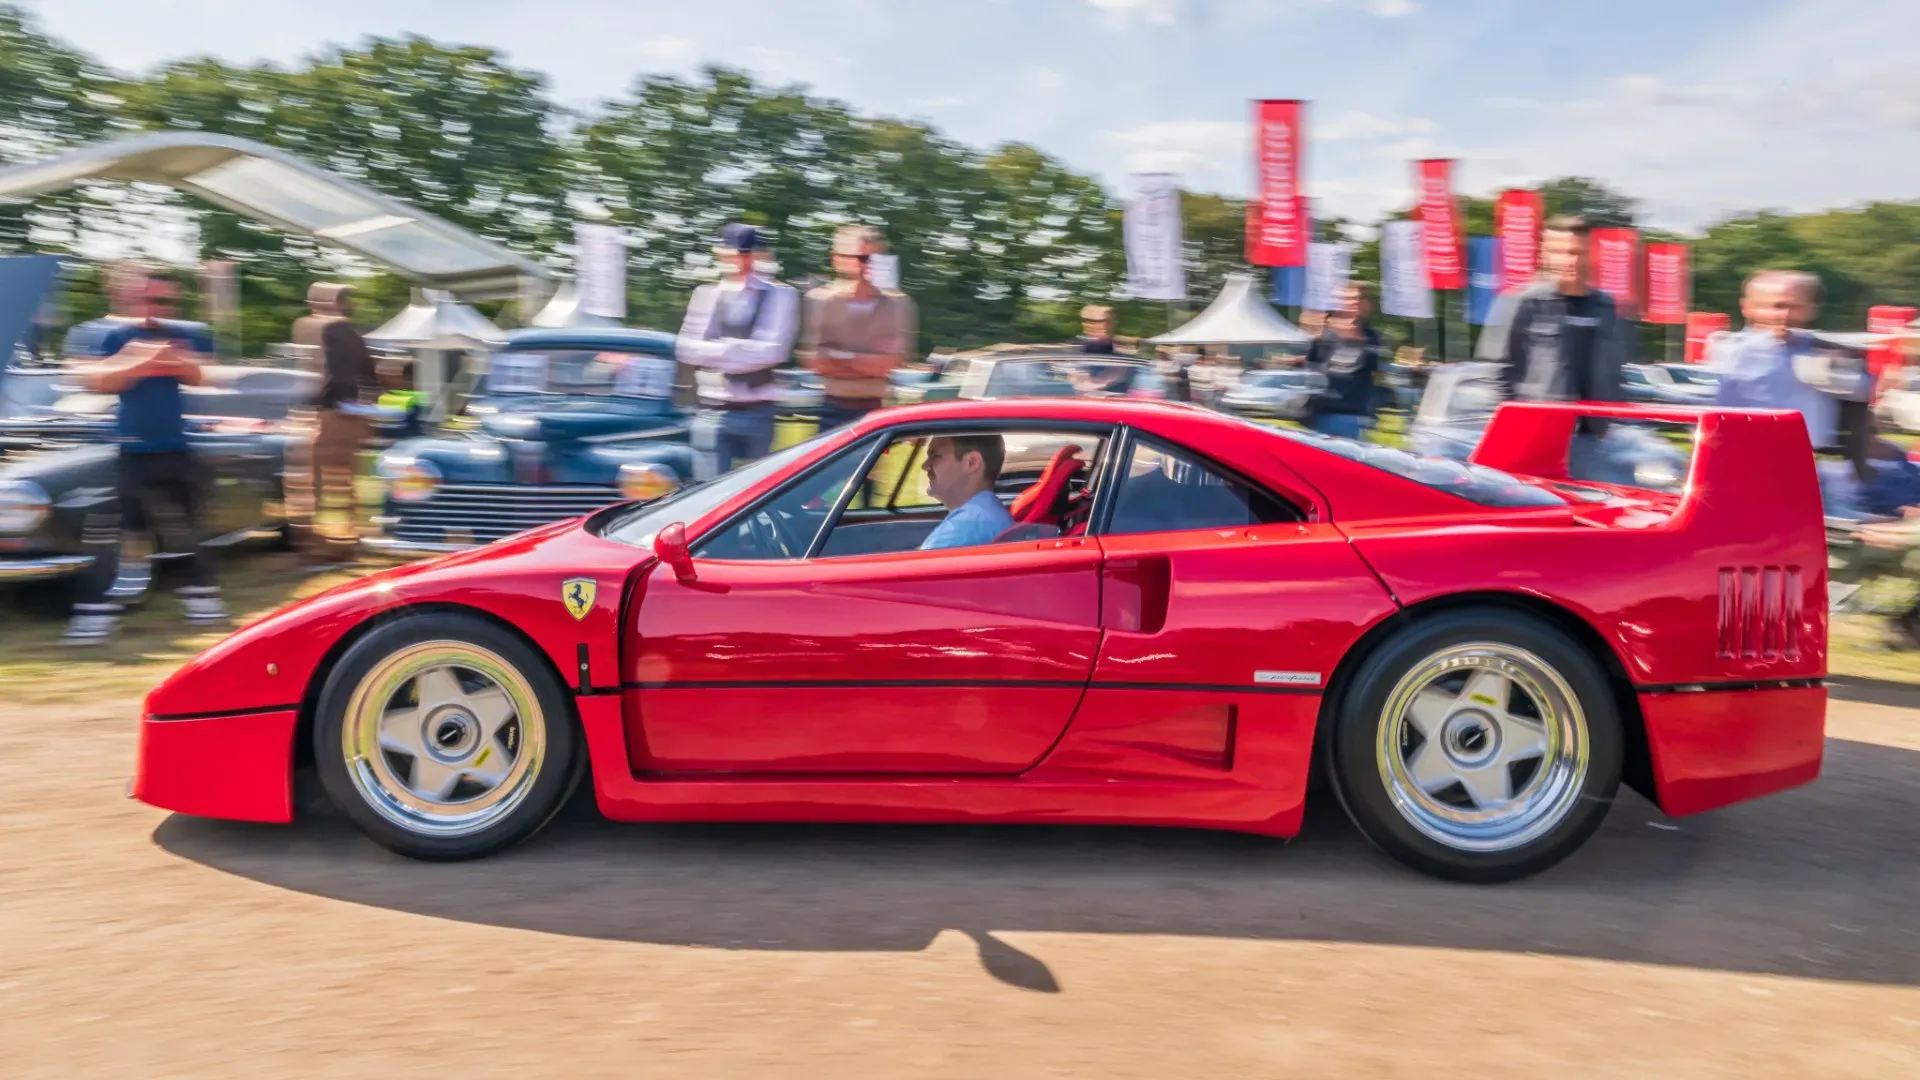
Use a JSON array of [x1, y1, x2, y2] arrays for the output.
[[654, 522, 697, 583]]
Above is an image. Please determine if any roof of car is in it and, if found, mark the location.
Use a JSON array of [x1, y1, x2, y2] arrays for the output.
[[502, 327, 677, 356]]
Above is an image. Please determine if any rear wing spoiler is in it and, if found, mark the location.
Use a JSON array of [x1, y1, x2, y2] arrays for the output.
[[1468, 401, 1822, 543]]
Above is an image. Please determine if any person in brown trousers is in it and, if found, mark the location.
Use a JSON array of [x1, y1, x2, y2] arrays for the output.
[[800, 225, 918, 430], [285, 283, 381, 566]]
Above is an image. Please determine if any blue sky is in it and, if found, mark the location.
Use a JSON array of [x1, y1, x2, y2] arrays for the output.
[[22, 0, 1919, 232]]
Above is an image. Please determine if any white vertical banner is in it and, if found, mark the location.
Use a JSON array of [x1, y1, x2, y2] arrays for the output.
[[1124, 172, 1186, 301], [865, 253, 900, 291], [574, 222, 628, 320], [1302, 242, 1352, 311], [1380, 219, 1433, 320]]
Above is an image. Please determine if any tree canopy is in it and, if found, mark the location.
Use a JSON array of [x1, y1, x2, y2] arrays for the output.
[[0, 3, 1914, 357]]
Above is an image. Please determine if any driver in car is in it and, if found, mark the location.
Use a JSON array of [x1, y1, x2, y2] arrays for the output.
[[918, 433, 1016, 550]]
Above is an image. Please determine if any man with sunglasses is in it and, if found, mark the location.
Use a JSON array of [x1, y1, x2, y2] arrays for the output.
[[801, 225, 917, 431], [676, 223, 800, 477]]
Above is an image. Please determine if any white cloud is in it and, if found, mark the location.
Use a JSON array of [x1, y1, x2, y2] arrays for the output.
[[1032, 66, 1068, 89], [636, 36, 697, 67], [1361, 0, 1420, 15], [1084, 0, 1180, 27]]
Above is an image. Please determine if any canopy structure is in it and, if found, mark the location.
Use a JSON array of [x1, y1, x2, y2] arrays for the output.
[[0, 132, 551, 302], [528, 281, 623, 329], [367, 290, 507, 351], [1148, 273, 1310, 347]]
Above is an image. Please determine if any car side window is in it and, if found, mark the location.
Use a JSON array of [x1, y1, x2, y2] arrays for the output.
[[693, 441, 874, 561], [1104, 436, 1302, 536]]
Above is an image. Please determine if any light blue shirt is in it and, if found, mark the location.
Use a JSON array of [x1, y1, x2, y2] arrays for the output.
[[1707, 329, 1842, 448], [919, 489, 1016, 550]]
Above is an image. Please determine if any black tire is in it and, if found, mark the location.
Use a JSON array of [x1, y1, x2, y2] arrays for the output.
[[313, 611, 581, 861], [1326, 608, 1624, 883]]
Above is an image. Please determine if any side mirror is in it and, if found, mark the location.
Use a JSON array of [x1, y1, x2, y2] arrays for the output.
[[654, 522, 697, 583]]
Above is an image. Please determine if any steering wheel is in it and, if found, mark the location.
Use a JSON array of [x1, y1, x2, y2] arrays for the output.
[[743, 508, 806, 559]]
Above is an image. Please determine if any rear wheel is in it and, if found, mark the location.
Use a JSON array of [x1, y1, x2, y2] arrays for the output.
[[1327, 609, 1623, 883], [314, 612, 579, 860]]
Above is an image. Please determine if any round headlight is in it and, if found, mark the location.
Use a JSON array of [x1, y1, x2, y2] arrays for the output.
[[376, 456, 442, 503], [0, 480, 50, 535], [618, 462, 679, 503]]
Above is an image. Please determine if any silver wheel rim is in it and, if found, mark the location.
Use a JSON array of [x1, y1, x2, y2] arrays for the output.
[[1375, 642, 1589, 853], [342, 641, 546, 838]]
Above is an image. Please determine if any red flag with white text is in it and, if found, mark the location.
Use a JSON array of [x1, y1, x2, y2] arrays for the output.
[[1249, 100, 1306, 267], [1644, 243, 1690, 325], [1868, 305, 1917, 385], [1591, 227, 1640, 315], [1414, 159, 1464, 290], [1494, 189, 1542, 294]]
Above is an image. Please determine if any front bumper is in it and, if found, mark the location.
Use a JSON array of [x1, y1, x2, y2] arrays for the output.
[[133, 706, 299, 823], [0, 553, 94, 581]]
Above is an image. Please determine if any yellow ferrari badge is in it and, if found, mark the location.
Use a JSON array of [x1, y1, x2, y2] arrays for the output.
[[562, 578, 597, 621]]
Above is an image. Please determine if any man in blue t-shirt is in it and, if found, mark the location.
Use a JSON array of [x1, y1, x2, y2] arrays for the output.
[[62, 275, 227, 644], [918, 433, 1016, 550]]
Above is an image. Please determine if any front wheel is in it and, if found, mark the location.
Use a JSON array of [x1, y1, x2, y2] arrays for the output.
[[314, 612, 580, 860], [1327, 609, 1623, 883]]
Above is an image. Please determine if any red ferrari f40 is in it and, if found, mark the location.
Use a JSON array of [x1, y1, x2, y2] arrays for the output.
[[133, 398, 1829, 882]]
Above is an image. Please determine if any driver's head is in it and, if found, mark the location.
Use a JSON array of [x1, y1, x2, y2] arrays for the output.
[[923, 433, 1005, 510]]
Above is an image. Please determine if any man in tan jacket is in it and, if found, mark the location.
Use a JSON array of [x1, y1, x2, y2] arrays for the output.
[[801, 225, 917, 430]]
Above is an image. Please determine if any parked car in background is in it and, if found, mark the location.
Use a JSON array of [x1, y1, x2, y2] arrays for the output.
[[1623, 363, 1717, 407], [1217, 368, 1323, 421], [364, 327, 698, 555], [1874, 367, 1920, 434], [903, 349, 1167, 404]]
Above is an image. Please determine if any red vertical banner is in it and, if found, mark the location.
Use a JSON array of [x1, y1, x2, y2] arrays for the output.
[[1867, 304, 1916, 385], [1644, 243, 1690, 325], [1590, 227, 1641, 315], [1414, 159, 1464, 290], [1685, 311, 1731, 362], [1494, 189, 1542, 294], [1249, 100, 1306, 267], [1245, 195, 1309, 265]]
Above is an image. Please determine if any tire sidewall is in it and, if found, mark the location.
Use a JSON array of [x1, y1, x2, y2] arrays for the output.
[[313, 611, 579, 860], [1329, 609, 1624, 883]]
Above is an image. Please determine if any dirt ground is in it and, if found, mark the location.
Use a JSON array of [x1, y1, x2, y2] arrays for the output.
[[2, 687, 1917, 1079]]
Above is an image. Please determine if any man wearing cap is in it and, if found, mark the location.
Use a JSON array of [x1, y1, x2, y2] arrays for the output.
[[286, 282, 382, 566], [676, 224, 800, 477], [801, 225, 917, 431]]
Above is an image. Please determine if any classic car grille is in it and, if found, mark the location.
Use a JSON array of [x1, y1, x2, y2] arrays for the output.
[[390, 484, 624, 546]]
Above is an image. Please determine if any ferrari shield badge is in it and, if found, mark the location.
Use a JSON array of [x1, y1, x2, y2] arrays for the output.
[[562, 578, 597, 621]]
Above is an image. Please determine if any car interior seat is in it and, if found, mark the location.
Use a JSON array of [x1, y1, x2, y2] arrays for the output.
[[1009, 444, 1084, 526]]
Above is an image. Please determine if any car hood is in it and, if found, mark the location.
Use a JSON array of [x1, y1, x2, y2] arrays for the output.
[[473, 395, 684, 443]]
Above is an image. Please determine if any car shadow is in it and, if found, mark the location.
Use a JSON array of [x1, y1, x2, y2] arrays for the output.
[[154, 735, 1920, 993]]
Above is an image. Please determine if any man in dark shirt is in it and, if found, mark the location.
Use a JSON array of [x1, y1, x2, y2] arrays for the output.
[[1303, 282, 1383, 440], [63, 275, 225, 644], [1474, 215, 1633, 481], [287, 282, 381, 566]]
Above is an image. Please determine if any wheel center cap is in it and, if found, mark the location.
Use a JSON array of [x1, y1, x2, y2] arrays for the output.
[[422, 706, 479, 762], [1443, 710, 1501, 767]]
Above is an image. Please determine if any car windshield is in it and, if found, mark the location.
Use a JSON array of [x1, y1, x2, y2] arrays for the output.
[[599, 431, 844, 547], [485, 348, 674, 398], [1252, 421, 1567, 508]]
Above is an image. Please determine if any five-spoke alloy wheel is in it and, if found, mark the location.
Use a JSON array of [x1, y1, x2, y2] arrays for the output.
[[1328, 609, 1623, 883], [315, 613, 580, 860]]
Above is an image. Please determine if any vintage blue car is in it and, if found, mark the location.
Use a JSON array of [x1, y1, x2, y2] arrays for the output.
[[364, 327, 698, 554]]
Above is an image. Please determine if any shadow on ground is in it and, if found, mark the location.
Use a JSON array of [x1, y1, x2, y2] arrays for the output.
[[155, 735, 1920, 993]]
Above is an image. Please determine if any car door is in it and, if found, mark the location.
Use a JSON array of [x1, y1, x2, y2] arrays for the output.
[[1047, 432, 1398, 781], [622, 429, 1106, 775]]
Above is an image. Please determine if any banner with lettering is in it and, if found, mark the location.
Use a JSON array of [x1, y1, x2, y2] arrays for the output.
[[1380, 219, 1434, 319], [1494, 189, 1542, 294], [1123, 172, 1186, 301], [1250, 100, 1306, 267], [574, 222, 628, 321], [1644, 243, 1690, 325], [1591, 227, 1641, 315], [1868, 305, 1916, 384], [1414, 159, 1464, 290]]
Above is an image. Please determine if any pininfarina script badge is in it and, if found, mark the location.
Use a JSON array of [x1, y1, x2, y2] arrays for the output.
[[1254, 670, 1322, 687]]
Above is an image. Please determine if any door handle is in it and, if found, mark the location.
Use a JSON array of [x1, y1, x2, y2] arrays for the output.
[[1102, 554, 1171, 634]]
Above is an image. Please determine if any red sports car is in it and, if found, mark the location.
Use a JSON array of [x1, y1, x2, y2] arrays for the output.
[[132, 398, 1829, 882]]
